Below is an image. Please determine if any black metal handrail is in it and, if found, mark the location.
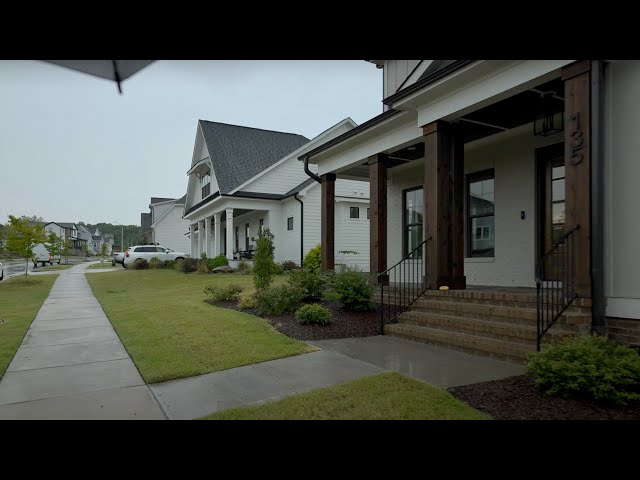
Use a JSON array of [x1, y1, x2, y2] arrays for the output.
[[536, 225, 579, 351], [378, 237, 431, 334]]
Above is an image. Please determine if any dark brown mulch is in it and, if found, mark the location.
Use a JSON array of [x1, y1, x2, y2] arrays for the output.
[[448, 375, 640, 420], [205, 299, 380, 341]]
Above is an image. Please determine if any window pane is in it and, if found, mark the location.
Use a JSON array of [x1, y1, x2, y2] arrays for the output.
[[469, 177, 494, 216], [470, 216, 494, 256], [552, 178, 565, 202], [350, 207, 359, 218], [552, 202, 565, 225], [552, 165, 565, 180], [405, 188, 423, 225], [405, 225, 423, 258]]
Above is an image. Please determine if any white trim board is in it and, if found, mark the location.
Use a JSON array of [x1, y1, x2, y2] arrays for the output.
[[606, 297, 640, 320]]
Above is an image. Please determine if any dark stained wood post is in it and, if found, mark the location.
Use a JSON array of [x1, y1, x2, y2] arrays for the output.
[[369, 153, 388, 285], [320, 173, 336, 272], [423, 120, 465, 289], [562, 60, 592, 298]]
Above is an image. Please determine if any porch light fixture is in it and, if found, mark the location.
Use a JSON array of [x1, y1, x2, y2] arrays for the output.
[[534, 92, 563, 137]]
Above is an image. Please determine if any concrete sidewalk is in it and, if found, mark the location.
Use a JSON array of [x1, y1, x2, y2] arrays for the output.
[[0, 263, 165, 419]]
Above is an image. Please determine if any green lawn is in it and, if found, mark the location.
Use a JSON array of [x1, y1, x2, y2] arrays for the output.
[[32, 264, 74, 272], [88, 262, 120, 269], [86, 269, 313, 383], [0, 275, 59, 379], [202, 371, 491, 420]]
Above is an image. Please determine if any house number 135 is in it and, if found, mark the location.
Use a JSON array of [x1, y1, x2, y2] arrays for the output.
[[570, 112, 584, 165]]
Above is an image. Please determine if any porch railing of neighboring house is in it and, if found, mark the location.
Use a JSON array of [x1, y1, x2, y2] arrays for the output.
[[535, 224, 579, 351], [378, 237, 431, 334]]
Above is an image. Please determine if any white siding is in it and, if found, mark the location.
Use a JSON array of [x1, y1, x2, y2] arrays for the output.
[[44, 224, 64, 239], [152, 202, 173, 223], [383, 60, 422, 98], [281, 197, 300, 264], [335, 201, 370, 271], [152, 205, 191, 253], [244, 156, 318, 195], [604, 61, 640, 319]]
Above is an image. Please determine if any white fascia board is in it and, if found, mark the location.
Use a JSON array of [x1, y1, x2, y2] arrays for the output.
[[228, 117, 358, 195], [335, 197, 370, 204]]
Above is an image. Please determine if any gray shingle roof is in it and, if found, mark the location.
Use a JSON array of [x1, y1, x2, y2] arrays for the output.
[[150, 197, 175, 204], [199, 120, 309, 194], [56, 222, 77, 229]]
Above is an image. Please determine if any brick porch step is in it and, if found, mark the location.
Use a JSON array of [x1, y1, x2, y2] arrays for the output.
[[397, 310, 582, 345]]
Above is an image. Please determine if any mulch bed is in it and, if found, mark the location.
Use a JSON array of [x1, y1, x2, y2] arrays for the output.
[[448, 375, 640, 420], [206, 299, 380, 341]]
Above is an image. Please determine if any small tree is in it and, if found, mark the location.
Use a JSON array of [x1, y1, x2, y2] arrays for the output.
[[253, 228, 276, 290], [5, 215, 45, 278], [61, 238, 72, 264], [44, 232, 62, 261], [100, 242, 109, 262], [81, 242, 88, 257]]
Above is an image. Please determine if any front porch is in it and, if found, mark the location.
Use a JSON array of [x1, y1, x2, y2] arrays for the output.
[[305, 60, 596, 358]]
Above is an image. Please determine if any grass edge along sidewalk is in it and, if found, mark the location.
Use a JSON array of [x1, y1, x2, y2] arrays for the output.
[[0, 275, 59, 379], [86, 269, 314, 384]]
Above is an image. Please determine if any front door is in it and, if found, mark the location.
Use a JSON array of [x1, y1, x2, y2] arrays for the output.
[[537, 143, 565, 281]]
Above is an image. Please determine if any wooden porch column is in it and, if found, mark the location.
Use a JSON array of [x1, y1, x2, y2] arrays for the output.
[[423, 120, 466, 289], [562, 60, 592, 298], [320, 173, 336, 271], [369, 153, 388, 285]]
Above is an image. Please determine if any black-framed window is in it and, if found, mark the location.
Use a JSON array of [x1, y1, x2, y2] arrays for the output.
[[201, 172, 211, 199], [287, 217, 294, 231], [350, 207, 359, 219], [235, 226, 239, 253], [245, 223, 250, 251], [367, 208, 370, 219], [259, 218, 263, 234], [467, 169, 495, 257], [403, 187, 423, 257]]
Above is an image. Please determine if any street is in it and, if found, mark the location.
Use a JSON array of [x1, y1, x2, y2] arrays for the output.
[[1, 257, 86, 281]]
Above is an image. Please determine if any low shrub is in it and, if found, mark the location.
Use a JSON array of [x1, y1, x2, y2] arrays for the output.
[[253, 229, 276, 290], [295, 304, 332, 325], [208, 255, 229, 270], [282, 260, 299, 271], [527, 334, 640, 405], [272, 262, 285, 275], [303, 244, 321, 273], [254, 284, 304, 316], [197, 260, 209, 273], [203, 284, 244, 302], [287, 268, 328, 300], [176, 258, 198, 273], [238, 295, 257, 310], [237, 260, 253, 275], [163, 259, 175, 270], [131, 258, 149, 270], [332, 268, 374, 311], [149, 257, 164, 269]]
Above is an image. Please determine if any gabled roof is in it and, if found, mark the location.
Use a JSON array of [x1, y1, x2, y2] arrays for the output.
[[199, 120, 309, 194], [56, 222, 77, 229], [150, 197, 175, 204]]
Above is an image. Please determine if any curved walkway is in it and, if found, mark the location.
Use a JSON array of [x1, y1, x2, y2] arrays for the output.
[[0, 263, 165, 419]]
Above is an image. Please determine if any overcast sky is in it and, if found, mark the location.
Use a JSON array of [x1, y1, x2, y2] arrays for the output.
[[0, 60, 382, 226]]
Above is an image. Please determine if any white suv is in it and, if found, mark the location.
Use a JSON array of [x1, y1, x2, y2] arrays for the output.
[[123, 245, 189, 268]]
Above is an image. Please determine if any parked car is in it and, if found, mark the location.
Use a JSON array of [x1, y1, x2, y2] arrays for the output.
[[0, 261, 3, 281], [123, 245, 189, 268], [113, 250, 126, 266], [32, 243, 61, 267]]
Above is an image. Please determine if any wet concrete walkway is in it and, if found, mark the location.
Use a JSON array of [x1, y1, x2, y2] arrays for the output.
[[0, 263, 165, 419], [312, 336, 525, 389]]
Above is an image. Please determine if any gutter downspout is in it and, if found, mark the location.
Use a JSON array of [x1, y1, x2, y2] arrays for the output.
[[303, 157, 322, 184], [591, 60, 606, 335], [294, 193, 304, 267]]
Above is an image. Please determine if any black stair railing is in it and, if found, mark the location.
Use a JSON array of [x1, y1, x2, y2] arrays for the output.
[[536, 225, 579, 351], [378, 237, 431, 334]]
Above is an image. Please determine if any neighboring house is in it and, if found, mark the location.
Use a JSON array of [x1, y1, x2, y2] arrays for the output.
[[300, 59, 640, 356], [182, 119, 370, 269], [148, 195, 190, 253], [91, 228, 114, 255], [43, 222, 86, 255], [77, 224, 93, 254]]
